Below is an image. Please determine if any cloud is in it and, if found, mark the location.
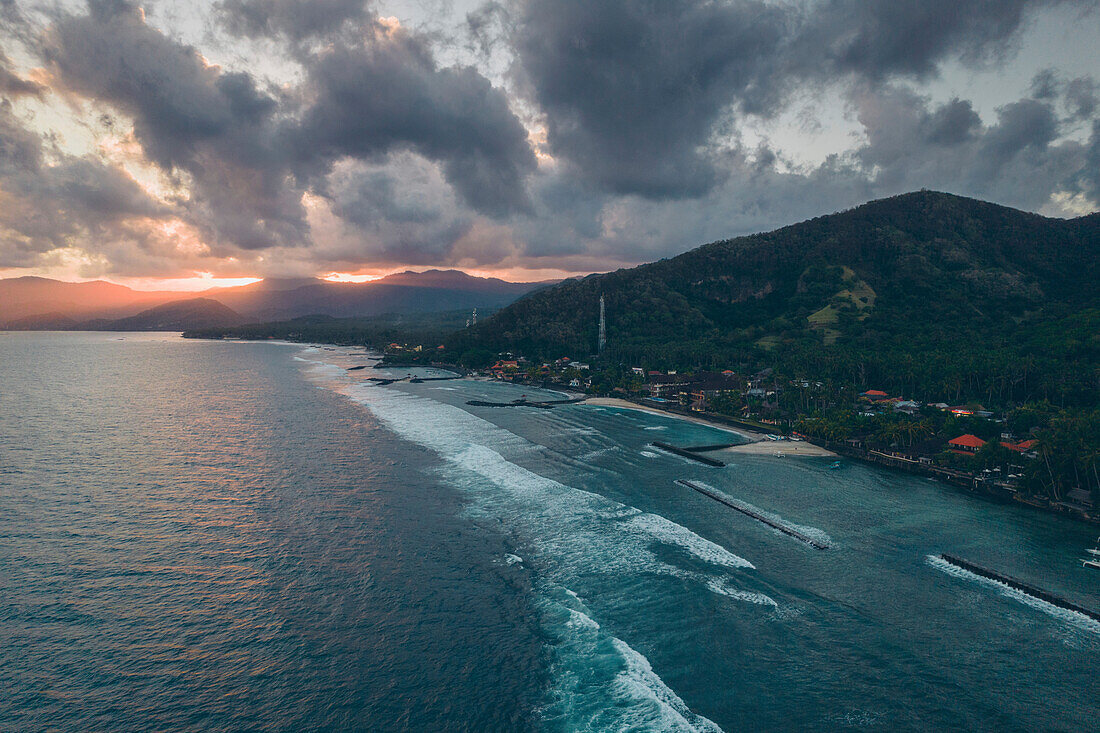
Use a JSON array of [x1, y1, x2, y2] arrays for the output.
[[217, 0, 371, 41], [0, 99, 177, 270], [325, 153, 475, 264], [0, 0, 1096, 281], [839, 84, 1094, 213], [41, 0, 307, 252], [293, 22, 537, 217], [511, 0, 792, 198], [509, 0, 1094, 200], [0, 50, 44, 98], [803, 0, 1053, 80]]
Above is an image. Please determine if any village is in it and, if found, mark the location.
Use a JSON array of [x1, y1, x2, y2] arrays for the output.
[[449, 351, 1096, 522]]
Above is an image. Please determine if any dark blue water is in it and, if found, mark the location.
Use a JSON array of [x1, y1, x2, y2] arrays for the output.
[[2, 333, 1098, 731]]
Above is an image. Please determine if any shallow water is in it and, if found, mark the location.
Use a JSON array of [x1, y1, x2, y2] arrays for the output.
[[2, 333, 1097, 731]]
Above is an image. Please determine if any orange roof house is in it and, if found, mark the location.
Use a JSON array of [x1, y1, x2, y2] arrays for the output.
[[948, 434, 986, 453]]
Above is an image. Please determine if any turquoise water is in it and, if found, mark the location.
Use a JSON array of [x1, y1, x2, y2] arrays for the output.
[[1, 333, 1097, 731]]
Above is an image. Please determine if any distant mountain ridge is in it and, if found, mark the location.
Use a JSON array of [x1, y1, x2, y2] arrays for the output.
[[0, 270, 553, 330], [93, 298, 243, 331]]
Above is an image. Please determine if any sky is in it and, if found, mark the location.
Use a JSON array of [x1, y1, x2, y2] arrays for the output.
[[0, 0, 1097, 289]]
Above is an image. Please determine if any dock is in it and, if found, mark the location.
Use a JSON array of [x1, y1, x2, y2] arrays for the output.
[[676, 479, 829, 549], [651, 442, 726, 467], [939, 554, 1100, 622]]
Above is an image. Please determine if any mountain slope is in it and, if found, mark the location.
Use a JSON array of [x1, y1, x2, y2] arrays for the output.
[[454, 191, 1099, 403], [0, 276, 182, 323], [89, 298, 242, 331], [205, 270, 548, 321]]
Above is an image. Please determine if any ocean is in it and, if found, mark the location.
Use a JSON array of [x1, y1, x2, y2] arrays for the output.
[[1, 332, 1097, 731]]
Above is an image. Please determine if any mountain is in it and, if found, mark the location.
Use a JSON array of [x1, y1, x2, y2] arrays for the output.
[[204, 270, 549, 321], [453, 191, 1100, 405], [0, 276, 181, 323], [89, 298, 243, 331], [0, 270, 552, 329]]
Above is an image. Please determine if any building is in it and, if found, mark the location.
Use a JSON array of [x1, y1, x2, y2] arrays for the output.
[[947, 434, 986, 454]]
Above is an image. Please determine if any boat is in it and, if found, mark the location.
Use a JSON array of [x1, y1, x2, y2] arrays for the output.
[[1083, 559, 1100, 570], [828, 461, 843, 470], [1086, 538, 1100, 557]]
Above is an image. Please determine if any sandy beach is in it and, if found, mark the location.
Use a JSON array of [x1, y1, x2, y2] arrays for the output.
[[582, 397, 836, 457], [718, 441, 835, 457]]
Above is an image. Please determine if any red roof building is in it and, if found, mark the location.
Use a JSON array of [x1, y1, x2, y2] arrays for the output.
[[948, 434, 986, 453]]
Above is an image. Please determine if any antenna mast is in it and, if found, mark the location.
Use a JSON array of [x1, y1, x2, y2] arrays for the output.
[[598, 295, 606, 354]]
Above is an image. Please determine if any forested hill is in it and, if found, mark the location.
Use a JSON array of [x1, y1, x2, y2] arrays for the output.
[[450, 191, 1099, 406]]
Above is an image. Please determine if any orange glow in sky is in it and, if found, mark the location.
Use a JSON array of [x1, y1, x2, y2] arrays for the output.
[[108, 274, 264, 292]]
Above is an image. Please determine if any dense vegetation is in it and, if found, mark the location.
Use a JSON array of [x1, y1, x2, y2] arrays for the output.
[[451, 191, 1098, 406], [183, 310, 475, 349]]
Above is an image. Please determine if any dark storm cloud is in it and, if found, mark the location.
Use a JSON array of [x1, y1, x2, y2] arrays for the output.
[[1077, 121, 1100, 199], [34, 0, 535, 263], [851, 85, 1090, 209], [2, 0, 1097, 278], [1064, 77, 1097, 120], [326, 156, 476, 265], [510, 0, 1091, 200], [512, 0, 793, 198], [41, 0, 311, 251], [0, 100, 172, 266], [44, 0, 274, 169], [217, 0, 370, 41], [0, 98, 42, 171], [804, 0, 1054, 79], [0, 50, 44, 98], [924, 98, 981, 145], [293, 26, 537, 216]]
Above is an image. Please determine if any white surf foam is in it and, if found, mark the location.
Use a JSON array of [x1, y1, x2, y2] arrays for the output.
[[608, 638, 725, 733], [566, 608, 600, 631], [321, 376, 772, 730], [626, 513, 754, 570], [927, 555, 1100, 635], [540, 588, 724, 733], [703, 578, 777, 606], [578, 447, 617, 461]]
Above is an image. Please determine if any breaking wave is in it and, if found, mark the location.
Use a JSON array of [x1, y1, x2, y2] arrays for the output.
[[324, 375, 767, 730]]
